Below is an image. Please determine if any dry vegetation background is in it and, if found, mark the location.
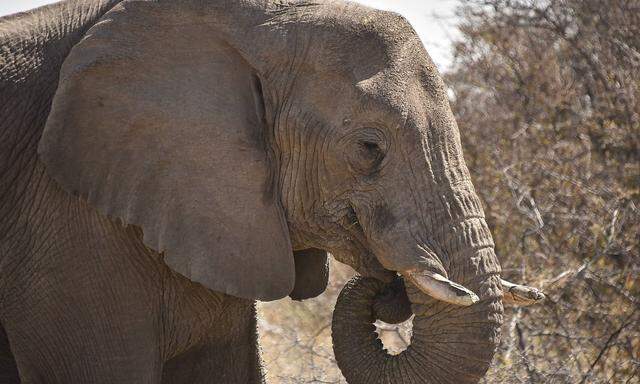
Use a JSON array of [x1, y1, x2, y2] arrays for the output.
[[258, 0, 640, 383]]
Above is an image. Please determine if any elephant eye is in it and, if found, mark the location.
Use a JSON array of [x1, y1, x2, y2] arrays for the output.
[[356, 140, 384, 169], [342, 127, 388, 175], [361, 141, 380, 153]]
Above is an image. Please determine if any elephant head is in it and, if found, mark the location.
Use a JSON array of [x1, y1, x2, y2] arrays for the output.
[[38, 0, 542, 382]]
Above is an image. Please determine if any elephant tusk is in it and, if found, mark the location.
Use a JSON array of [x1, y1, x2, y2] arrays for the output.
[[403, 270, 480, 306], [501, 279, 545, 306]]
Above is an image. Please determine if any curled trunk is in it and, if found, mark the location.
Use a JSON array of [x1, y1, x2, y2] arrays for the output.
[[332, 255, 502, 383]]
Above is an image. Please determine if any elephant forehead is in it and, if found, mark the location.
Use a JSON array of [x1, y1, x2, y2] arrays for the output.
[[351, 54, 443, 120], [287, 1, 434, 82], [345, 27, 435, 88], [353, 72, 444, 129]]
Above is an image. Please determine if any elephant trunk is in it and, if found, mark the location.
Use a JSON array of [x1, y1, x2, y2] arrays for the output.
[[332, 215, 503, 383]]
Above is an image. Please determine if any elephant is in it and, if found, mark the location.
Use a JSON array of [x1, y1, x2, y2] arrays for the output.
[[0, 0, 545, 382]]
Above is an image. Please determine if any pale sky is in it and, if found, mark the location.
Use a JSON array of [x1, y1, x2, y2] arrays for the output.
[[1, 0, 460, 70]]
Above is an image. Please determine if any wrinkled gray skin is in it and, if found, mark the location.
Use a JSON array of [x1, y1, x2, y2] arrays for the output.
[[0, 0, 541, 383]]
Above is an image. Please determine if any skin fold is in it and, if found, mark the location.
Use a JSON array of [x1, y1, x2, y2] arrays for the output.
[[0, 0, 542, 383]]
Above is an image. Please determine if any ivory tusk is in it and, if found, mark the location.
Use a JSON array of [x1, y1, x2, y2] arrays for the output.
[[403, 270, 480, 306], [501, 279, 545, 306]]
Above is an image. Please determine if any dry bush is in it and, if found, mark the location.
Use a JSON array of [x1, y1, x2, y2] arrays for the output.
[[448, 1, 639, 382]]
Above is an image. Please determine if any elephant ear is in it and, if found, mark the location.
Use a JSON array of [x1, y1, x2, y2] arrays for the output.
[[38, 2, 294, 301]]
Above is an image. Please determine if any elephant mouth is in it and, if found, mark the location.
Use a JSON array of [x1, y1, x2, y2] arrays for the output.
[[328, 205, 396, 282], [337, 205, 483, 307], [341, 205, 367, 243]]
